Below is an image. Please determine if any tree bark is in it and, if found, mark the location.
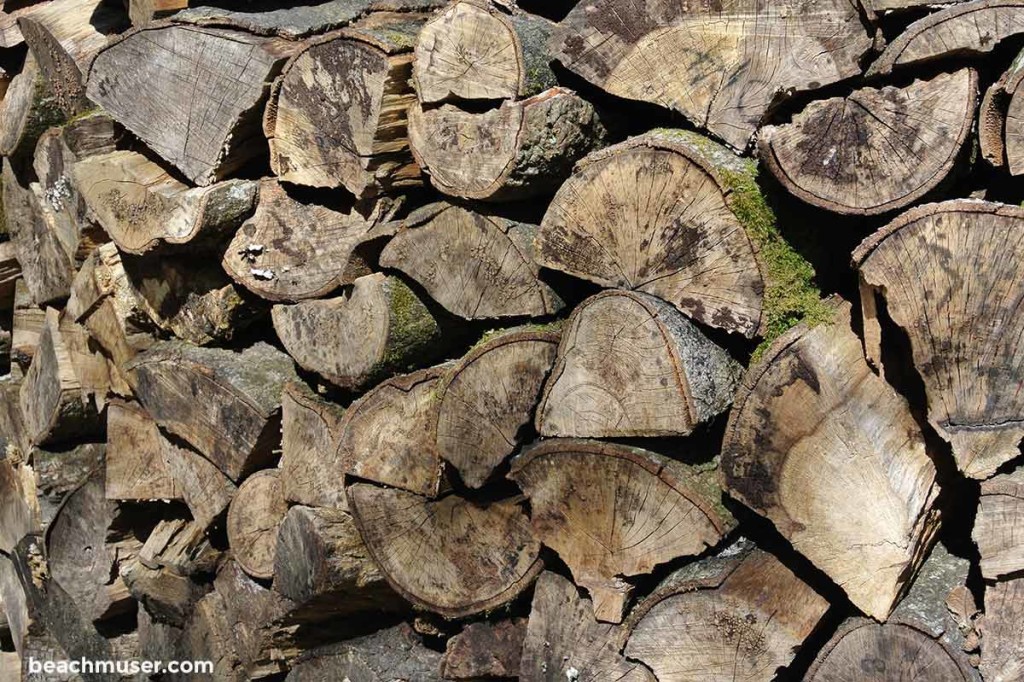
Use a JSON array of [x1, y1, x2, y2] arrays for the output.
[[280, 381, 347, 509], [624, 539, 829, 682], [551, 0, 870, 149], [974, 467, 1024, 580], [413, 0, 556, 105], [264, 13, 429, 198], [759, 69, 977, 215], [271, 272, 441, 390], [226, 469, 288, 580], [347, 483, 543, 617], [854, 200, 1024, 479], [380, 202, 563, 319], [434, 327, 557, 488], [980, 48, 1024, 175], [721, 300, 941, 620], [0, 52, 63, 162], [510, 439, 736, 623], [535, 130, 770, 338], [126, 341, 298, 481], [441, 618, 526, 681], [536, 290, 741, 439], [29, 442, 105, 528], [409, 87, 604, 202], [86, 23, 297, 185], [285, 623, 442, 682]]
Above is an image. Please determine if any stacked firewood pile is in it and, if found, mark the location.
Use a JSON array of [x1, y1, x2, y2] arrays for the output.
[[1, 0, 1023, 679]]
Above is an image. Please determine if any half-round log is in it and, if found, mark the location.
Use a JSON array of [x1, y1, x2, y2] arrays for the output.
[[226, 469, 288, 580]]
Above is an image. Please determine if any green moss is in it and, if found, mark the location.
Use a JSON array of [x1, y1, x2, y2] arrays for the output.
[[378, 277, 441, 373]]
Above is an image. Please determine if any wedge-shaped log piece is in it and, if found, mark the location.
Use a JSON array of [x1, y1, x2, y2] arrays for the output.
[[0, 454, 36, 553], [409, 88, 604, 202], [520, 571, 654, 682], [227, 469, 288, 580], [347, 483, 543, 617], [130, 0, 188, 26], [868, 0, 1024, 76], [339, 365, 447, 496], [537, 291, 741, 439], [536, 131, 770, 337], [11, 280, 44, 373], [721, 301, 941, 620], [510, 439, 734, 623], [264, 14, 427, 198], [380, 202, 563, 319], [442, 618, 526, 680], [552, 0, 871, 150], [413, 0, 556, 104], [30, 443, 106, 528], [272, 273, 440, 390], [86, 25, 295, 185], [106, 400, 181, 501], [759, 69, 977, 216], [436, 328, 558, 488], [73, 150, 258, 255], [854, 200, 1024, 479], [19, 0, 126, 115], [980, 48, 1024, 174], [624, 539, 828, 682], [280, 381, 347, 508], [126, 341, 298, 480], [807, 619, 976, 681], [286, 624, 442, 682], [273, 505, 398, 619], [223, 180, 390, 302], [981, 577, 1024, 681], [20, 308, 102, 446], [0, 53, 63, 161], [161, 439, 236, 530], [974, 468, 1024, 580]]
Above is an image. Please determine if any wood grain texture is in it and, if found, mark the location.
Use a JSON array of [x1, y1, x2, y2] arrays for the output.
[[86, 24, 295, 185], [0, 52, 63, 161], [980, 577, 1024, 682], [441, 618, 526, 680], [510, 439, 735, 623], [161, 440, 237, 530], [721, 301, 941, 620], [347, 483, 542, 617], [435, 328, 557, 488], [280, 381, 347, 509], [980, 49, 1024, 175], [553, 0, 871, 149], [286, 623, 442, 682], [227, 469, 288, 580], [105, 400, 181, 501], [536, 130, 766, 337], [974, 468, 1024, 580], [536, 290, 741, 438], [380, 202, 563, 319], [759, 69, 977, 215], [854, 200, 1024, 479]]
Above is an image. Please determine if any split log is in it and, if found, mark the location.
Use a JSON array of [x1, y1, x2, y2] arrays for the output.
[[536, 290, 741, 439], [980, 577, 1024, 681], [721, 301, 941, 620], [264, 13, 427, 198], [18, 0, 126, 115], [535, 130, 772, 338], [510, 439, 735, 623], [980, 49, 1024, 174], [286, 623, 442, 682], [441, 618, 526, 680], [413, 0, 556, 104], [519, 571, 654, 682], [759, 69, 978, 216], [347, 484, 543, 617], [271, 273, 441, 390], [19, 308, 102, 446], [435, 327, 558, 488], [0, 454, 35, 552], [226, 469, 287, 580], [380, 202, 563, 319], [45, 467, 133, 623], [552, 0, 871, 150], [105, 401, 181, 501], [0, 553, 33, 657], [222, 180, 393, 302], [2, 160, 75, 306], [180, 590, 245, 680], [56, 314, 130, 408], [974, 467, 1024, 580], [806, 619, 976, 681], [0, 242, 21, 307], [0, 53, 63, 162], [161, 439, 237, 530], [272, 505, 397, 619], [868, 0, 1024, 77], [623, 539, 829, 681], [73, 149, 259, 255], [338, 364, 447, 496], [0, 1, 45, 48], [280, 381, 347, 508], [408, 88, 604, 202], [11, 280, 45, 371], [86, 24, 297, 185], [129, 0, 188, 25], [854, 200, 1024, 479], [29, 443, 105, 527], [126, 341, 298, 481]]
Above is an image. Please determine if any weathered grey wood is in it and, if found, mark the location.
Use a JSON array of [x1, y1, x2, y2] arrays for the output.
[[981, 576, 1024, 681], [162, 439, 237, 530], [974, 467, 1024, 580], [30, 442, 105, 528], [0, 53, 63, 162], [226, 469, 287, 580], [12, 280, 46, 373], [286, 624, 442, 682], [105, 400, 181, 501], [280, 381, 347, 509], [130, 0, 188, 25]]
